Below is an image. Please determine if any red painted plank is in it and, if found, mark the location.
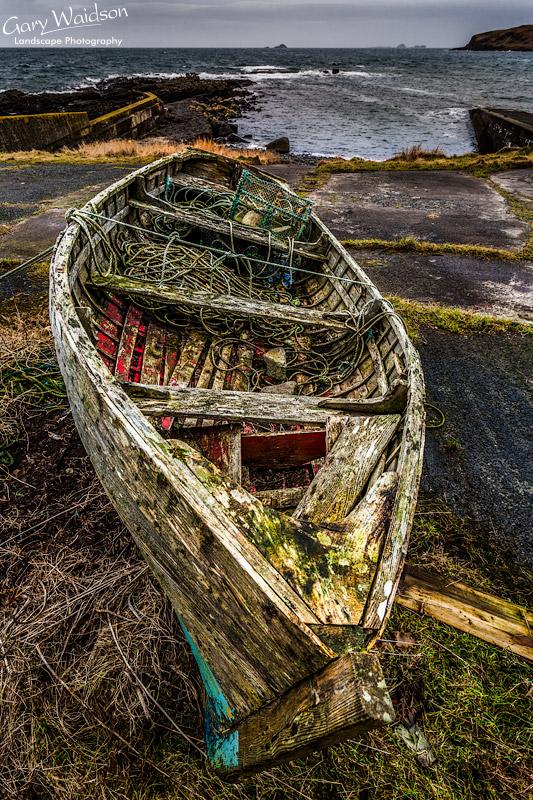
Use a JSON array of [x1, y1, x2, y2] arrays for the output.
[[241, 429, 326, 468], [115, 305, 143, 381], [140, 323, 166, 385]]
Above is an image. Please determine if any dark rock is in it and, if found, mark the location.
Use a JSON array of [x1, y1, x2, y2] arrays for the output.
[[274, 43, 288, 49], [226, 133, 247, 143], [456, 24, 533, 51], [332, 68, 340, 74], [266, 136, 290, 153], [157, 99, 213, 142], [0, 74, 253, 122]]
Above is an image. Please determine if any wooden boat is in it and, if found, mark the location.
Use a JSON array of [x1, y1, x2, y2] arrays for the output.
[[50, 147, 425, 779]]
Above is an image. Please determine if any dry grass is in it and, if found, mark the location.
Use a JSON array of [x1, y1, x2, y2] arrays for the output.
[[0, 298, 54, 452], [63, 138, 180, 159], [191, 137, 278, 165], [0, 137, 278, 167], [389, 143, 447, 162]]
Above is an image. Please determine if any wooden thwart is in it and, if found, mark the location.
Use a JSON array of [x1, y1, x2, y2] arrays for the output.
[[319, 378, 408, 414], [123, 383, 405, 426], [130, 184, 325, 263], [397, 564, 533, 662], [216, 651, 394, 779], [92, 275, 353, 332]]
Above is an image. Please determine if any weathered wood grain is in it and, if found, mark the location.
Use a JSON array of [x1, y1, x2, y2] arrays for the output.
[[362, 352, 425, 631], [319, 379, 408, 414], [124, 383, 406, 427], [115, 304, 143, 381], [180, 423, 242, 484], [140, 323, 165, 385], [396, 564, 533, 662], [216, 652, 394, 779], [293, 415, 400, 525], [92, 275, 353, 332], [367, 336, 389, 397], [253, 486, 307, 509]]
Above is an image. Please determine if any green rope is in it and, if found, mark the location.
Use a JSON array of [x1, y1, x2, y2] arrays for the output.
[[425, 403, 445, 428]]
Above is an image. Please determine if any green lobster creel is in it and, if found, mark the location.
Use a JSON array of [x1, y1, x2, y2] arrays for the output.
[[230, 169, 313, 242]]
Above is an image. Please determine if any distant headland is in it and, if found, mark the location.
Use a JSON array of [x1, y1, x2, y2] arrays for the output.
[[456, 24, 533, 51]]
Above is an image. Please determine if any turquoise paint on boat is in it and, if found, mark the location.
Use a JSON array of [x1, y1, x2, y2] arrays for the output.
[[179, 619, 239, 769]]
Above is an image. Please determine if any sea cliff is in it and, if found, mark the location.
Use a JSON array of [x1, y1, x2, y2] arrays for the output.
[[457, 24, 533, 51]]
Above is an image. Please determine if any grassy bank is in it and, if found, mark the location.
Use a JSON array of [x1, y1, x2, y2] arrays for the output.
[[343, 235, 533, 262], [0, 137, 277, 166], [315, 145, 533, 179]]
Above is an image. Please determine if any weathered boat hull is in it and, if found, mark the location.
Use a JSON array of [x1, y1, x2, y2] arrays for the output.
[[50, 149, 425, 777]]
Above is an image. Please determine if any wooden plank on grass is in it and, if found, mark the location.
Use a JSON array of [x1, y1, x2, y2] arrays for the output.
[[396, 563, 533, 662]]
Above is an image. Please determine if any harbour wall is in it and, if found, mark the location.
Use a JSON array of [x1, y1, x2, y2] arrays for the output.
[[0, 92, 165, 152], [470, 107, 533, 154]]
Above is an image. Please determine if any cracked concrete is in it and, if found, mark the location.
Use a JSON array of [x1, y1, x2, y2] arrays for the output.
[[308, 170, 529, 249], [0, 163, 143, 261], [353, 249, 533, 323]]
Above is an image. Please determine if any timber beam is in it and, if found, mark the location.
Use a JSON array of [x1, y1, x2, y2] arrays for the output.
[[123, 383, 409, 426], [130, 178, 325, 263], [90, 275, 353, 332], [213, 651, 394, 779]]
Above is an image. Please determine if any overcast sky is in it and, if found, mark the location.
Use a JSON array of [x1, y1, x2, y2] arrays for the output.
[[0, 0, 531, 48]]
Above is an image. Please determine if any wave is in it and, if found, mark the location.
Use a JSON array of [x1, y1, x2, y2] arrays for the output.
[[199, 68, 388, 82]]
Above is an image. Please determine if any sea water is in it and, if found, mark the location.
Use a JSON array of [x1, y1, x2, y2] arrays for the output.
[[0, 47, 531, 159]]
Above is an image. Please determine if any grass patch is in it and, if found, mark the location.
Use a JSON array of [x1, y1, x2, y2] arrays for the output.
[[315, 145, 533, 179], [388, 143, 447, 162], [343, 235, 529, 261], [385, 296, 532, 341]]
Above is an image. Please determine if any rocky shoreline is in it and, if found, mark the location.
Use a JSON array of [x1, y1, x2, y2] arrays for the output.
[[0, 74, 261, 145]]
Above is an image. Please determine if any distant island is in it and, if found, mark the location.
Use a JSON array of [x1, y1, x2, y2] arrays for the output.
[[457, 24, 533, 51]]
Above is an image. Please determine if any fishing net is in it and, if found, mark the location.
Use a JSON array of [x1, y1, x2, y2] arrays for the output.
[[230, 170, 313, 242]]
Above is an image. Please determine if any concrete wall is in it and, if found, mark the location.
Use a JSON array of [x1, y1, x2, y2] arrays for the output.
[[0, 92, 166, 153], [470, 108, 533, 154], [0, 112, 89, 152], [64, 92, 166, 149]]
